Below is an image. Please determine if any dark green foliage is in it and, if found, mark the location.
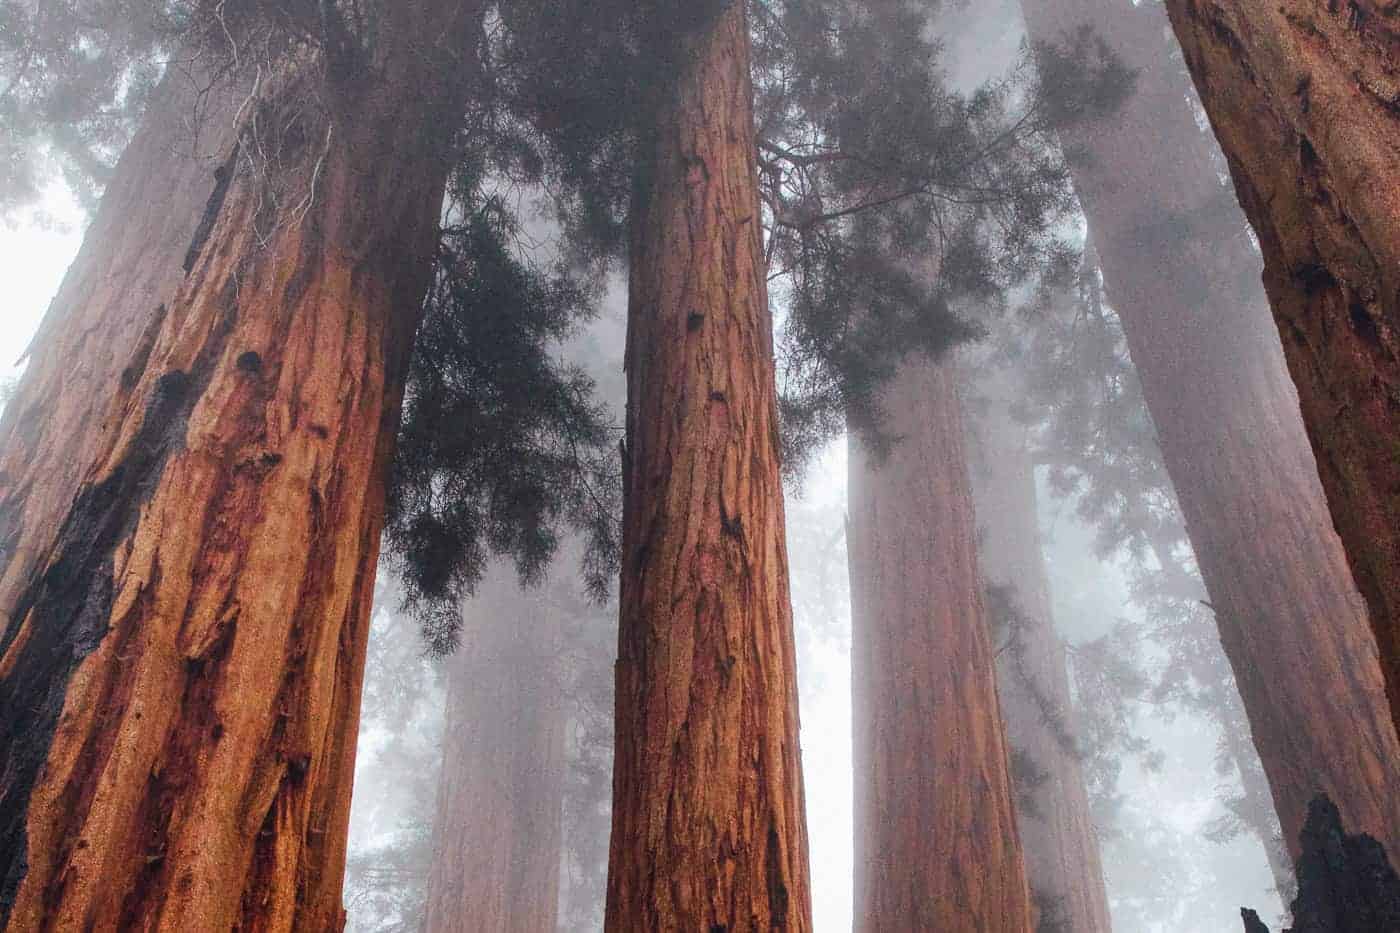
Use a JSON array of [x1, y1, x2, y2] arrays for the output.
[[387, 188, 620, 656], [0, 0, 184, 212], [752, 0, 1130, 471], [487, 0, 1130, 479]]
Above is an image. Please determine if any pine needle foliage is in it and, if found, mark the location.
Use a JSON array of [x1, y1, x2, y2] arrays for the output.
[[387, 176, 620, 656]]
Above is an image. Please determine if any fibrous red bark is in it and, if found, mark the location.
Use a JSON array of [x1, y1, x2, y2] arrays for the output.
[[0, 5, 484, 927], [847, 357, 1033, 933], [1021, 0, 1400, 862], [967, 390, 1113, 933], [605, 2, 813, 929], [1159, 0, 1400, 738], [423, 571, 566, 933]]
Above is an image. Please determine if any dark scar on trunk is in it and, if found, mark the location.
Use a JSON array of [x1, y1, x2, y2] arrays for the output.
[[0, 366, 203, 924]]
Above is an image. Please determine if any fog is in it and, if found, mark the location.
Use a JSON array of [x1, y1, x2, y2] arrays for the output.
[[3, 0, 1397, 930]]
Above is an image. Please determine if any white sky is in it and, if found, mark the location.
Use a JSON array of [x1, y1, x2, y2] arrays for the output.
[[0, 194, 85, 386]]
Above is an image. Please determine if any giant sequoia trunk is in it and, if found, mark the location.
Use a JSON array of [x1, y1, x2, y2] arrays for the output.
[[0, 4, 482, 927], [1021, 0, 1400, 862], [1158, 0, 1400, 734], [967, 391, 1113, 933], [423, 571, 567, 933], [847, 358, 1033, 933], [605, 3, 813, 929]]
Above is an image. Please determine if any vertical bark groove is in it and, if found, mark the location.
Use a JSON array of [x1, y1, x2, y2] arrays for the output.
[[0, 3, 485, 927], [1021, 0, 1400, 860], [847, 358, 1033, 933], [606, 3, 813, 929], [1161, 0, 1400, 735]]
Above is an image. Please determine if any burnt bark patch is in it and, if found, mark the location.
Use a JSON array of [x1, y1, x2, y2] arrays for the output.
[[1242, 795, 1400, 931], [0, 368, 202, 925], [184, 160, 234, 275]]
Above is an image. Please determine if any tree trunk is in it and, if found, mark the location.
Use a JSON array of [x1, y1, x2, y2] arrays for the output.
[[0, 5, 482, 928], [967, 390, 1113, 933], [847, 357, 1033, 933], [605, 2, 813, 929], [423, 570, 566, 933], [1158, 0, 1400, 735], [0, 51, 249, 642], [1021, 0, 1400, 862]]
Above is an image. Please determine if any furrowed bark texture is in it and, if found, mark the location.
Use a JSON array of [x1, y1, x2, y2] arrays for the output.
[[0, 53, 249, 642], [1161, 0, 1400, 733], [967, 392, 1112, 933], [606, 2, 813, 929], [1022, 0, 1400, 860], [423, 572, 566, 933], [0, 4, 482, 927], [847, 358, 1033, 933]]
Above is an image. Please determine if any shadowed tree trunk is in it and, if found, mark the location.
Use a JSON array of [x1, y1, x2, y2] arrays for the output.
[[847, 357, 1033, 933], [605, 2, 813, 929], [1159, 0, 1400, 735], [967, 389, 1113, 933], [423, 570, 566, 933], [0, 4, 484, 928], [1021, 0, 1400, 862]]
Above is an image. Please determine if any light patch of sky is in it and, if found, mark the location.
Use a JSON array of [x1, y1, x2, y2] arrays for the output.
[[0, 189, 86, 388]]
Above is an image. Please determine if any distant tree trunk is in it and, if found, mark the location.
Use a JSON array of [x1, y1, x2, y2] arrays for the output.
[[605, 2, 813, 930], [967, 391, 1113, 933], [0, 4, 484, 928], [1021, 0, 1400, 862], [847, 357, 1033, 932], [1158, 0, 1400, 734], [423, 571, 566, 933]]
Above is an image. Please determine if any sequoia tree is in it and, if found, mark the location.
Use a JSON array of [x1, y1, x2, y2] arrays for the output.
[[847, 358, 1034, 932], [0, 2, 490, 926], [1160, 0, 1400, 732], [605, 1, 813, 928], [422, 571, 567, 932], [1022, 0, 1400, 859], [968, 382, 1113, 933]]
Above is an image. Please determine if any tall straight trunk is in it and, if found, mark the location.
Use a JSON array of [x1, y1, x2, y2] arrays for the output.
[[847, 357, 1033, 933], [0, 5, 483, 928], [1159, 0, 1400, 733], [606, 2, 813, 929], [967, 391, 1113, 933], [1021, 0, 1400, 861], [423, 571, 566, 933]]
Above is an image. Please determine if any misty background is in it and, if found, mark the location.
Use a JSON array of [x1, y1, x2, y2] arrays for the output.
[[0, 2, 1298, 929]]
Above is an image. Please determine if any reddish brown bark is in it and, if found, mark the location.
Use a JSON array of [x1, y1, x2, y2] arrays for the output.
[[605, 2, 813, 929], [847, 358, 1033, 933], [1158, 0, 1400, 735], [1021, 0, 1400, 862], [423, 572, 566, 933], [0, 52, 249, 640], [0, 5, 483, 928], [967, 393, 1113, 933]]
